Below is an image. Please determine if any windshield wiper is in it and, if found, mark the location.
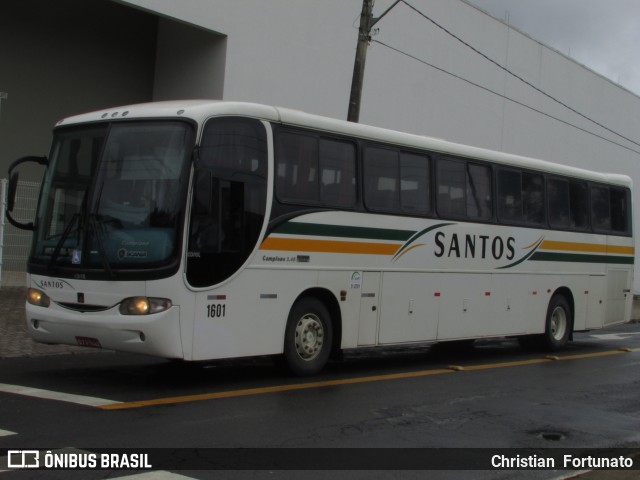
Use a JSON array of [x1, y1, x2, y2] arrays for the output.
[[86, 180, 115, 279], [47, 213, 79, 273], [89, 214, 115, 279]]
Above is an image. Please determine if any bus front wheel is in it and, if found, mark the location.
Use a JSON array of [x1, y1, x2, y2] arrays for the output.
[[543, 294, 572, 351], [284, 297, 333, 376]]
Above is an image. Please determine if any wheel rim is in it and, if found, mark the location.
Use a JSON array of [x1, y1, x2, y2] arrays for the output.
[[294, 313, 324, 361], [550, 305, 568, 341]]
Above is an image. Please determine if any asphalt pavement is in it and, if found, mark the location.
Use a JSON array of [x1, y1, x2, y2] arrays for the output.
[[1, 286, 639, 479]]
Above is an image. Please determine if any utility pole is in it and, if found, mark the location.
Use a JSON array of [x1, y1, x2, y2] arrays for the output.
[[347, 0, 374, 123], [347, 0, 401, 123]]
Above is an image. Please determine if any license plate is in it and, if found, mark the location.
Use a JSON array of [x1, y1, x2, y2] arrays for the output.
[[75, 336, 102, 348]]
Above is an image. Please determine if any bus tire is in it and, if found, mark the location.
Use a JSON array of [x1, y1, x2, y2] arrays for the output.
[[284, 297, 333, 376], [542, 294, 572, 351]]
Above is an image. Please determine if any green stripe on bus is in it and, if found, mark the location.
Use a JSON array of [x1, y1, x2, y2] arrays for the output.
[[531, 252, 634, 265], [274, 222, 416, 241]]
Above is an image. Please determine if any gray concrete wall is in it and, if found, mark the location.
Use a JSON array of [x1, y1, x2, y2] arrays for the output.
[[152, 18, 227, 101], [0, 0, 158, 182]]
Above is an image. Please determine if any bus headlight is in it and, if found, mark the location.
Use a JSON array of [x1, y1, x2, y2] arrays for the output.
[[27, 288, 50, 308], [119, 297, 172, 315]]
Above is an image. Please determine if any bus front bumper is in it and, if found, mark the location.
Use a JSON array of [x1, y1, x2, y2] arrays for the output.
[[26, 304, 184, 359]]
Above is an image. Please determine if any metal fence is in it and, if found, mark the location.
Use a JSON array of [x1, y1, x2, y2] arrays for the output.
[[0, 178, 40, 287]]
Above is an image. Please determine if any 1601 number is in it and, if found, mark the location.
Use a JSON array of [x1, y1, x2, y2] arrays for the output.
[[206, 304, 226, 318]]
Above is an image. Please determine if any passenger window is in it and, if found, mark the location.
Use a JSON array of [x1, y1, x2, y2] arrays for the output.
[[610, 188, 628, 233], [498, 170, 544, 225], [466, 163, 492, 219], [319, 139, 356, 208], [546, 177, 589, 231], [548, 178, 570, 227], [276, 132, 318, 203], [569, 181, 588, 229], [364, 147, 399, 212], [400, 152, 430, 215], [591, 185, 611, 231], [497, 170, 521, 222], [591, 185, 629, 234], [436, 158, 466, 218], [522, 173, 544, 224]]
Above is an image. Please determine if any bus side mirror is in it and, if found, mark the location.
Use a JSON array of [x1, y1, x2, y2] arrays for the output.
[[6, 155, 48, 231]]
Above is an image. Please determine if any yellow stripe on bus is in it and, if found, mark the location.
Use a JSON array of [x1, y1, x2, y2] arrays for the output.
[[259, 237, 401, 255], [541, 240, 634, 255], [607, 244, 636, 255]]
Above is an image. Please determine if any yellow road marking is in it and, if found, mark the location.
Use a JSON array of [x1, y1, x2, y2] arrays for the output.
[[99, 368, 454, 410], [448, 358, 552, 371], [98, 348, 638, 411], [554, 350, 629, 360]]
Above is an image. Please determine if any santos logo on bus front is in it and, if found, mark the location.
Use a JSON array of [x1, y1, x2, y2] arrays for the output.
[[258, 220, 634, 270], [32, 278, 76, 290]]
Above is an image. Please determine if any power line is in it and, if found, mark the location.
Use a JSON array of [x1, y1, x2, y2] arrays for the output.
[[397, 0, 640, 152], [372, 39, 640, 157]]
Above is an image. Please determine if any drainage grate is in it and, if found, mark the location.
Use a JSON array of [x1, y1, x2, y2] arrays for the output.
[[539, 431, 565, 441]]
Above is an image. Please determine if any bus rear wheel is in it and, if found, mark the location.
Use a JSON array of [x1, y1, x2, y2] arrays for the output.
[[284, 297, 333, 376], [542, 294, 572, 351]]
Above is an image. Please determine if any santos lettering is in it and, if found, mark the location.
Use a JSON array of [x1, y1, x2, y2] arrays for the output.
[[434, 232, 515, 261]]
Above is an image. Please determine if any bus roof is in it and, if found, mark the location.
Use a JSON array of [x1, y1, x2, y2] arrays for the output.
[[56, 100, 632, 188]]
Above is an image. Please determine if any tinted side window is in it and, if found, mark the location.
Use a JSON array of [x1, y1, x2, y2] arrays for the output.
[[548, 178, 570, 227], [319, 138, 357, 208], [498, 170, 544, 225], [400, 152, 430, 214], [276, 132, 318, 203], [364, 147, 399, 212], [547, 177, 589, 231], [436, 158, 466, 218], [569, 181, 588, 229], [188, 118, 267, 287], [497, 170, 522, 222], [522, 173, 545, 224], [591, 185, 611, 231], [466, 163, 492, 219], [610, 187, 629, 233], [590, 185, 630, 234]]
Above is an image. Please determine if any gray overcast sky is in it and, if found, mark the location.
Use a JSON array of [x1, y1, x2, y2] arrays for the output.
[[465, 0, 640, 97]]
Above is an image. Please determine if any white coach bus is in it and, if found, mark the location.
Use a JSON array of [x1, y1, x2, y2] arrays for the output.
[[7, 101, 634, 375]]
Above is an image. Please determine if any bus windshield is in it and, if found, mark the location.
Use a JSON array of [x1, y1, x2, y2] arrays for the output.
[[31, 121, 194, 278]]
